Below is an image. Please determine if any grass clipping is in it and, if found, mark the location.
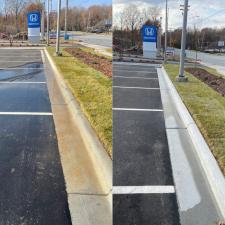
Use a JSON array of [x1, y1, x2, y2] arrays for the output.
[[48, 47, 112, 157], [165, 64, 225, 176]]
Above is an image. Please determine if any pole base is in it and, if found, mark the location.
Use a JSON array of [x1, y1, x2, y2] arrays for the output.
[[54, 52, 63, 57], [176, 76, 188, 82]]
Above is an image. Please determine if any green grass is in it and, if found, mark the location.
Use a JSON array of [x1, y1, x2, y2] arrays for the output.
[[47, 47, 112, 157], [164, 64, 225, 175]]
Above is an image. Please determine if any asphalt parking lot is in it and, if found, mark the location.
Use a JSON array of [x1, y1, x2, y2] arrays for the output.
[[0, 49, 71, 224], [113, 62, 180, 225]]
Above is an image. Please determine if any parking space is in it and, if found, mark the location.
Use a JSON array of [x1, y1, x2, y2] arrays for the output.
[[0, 49, 71, 224], [113, 62, 180, 225]]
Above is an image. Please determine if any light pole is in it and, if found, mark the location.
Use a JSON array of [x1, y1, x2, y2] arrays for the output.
[[176, 0, 189, 81], [47, 0, 50, 45], [164, 0, 168, 63], [64, 0, 68, 40], [56, 0, 62, 56]]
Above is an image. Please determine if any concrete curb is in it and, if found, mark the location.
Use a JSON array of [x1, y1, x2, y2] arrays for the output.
[[159, 66, 225, 219], [44, 48, 112, 196]]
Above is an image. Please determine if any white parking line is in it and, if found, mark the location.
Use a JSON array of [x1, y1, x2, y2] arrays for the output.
[[113, 186, 175, 194], [113, 108, 163, 112], [114, 69, 156, 73], [0, 112, 52, 116], [0, 56, 41, 58], [0, 61, 42, 63], [113, 86, 159, 90], [0, 82, 46, 84], [0, 68, 43, 70], [113, 76, 158, 80]]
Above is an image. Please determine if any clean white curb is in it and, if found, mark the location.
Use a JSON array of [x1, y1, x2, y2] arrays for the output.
[[44, 49, 112, 195], [159, 66, 225, 219]]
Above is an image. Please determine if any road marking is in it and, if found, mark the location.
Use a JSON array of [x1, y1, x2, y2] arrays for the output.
[[0, 68, 43, 70], [0, 81, 46, 84], [113, 108, 163, 112], [113, 86, 159, 90], [0, 61, 42, 63], [0, 112, 53, 116], [114, 76, 158, 80], [0, 56, 41, 58], [113, 186, 175, 194], [114, 69, 156, 73]]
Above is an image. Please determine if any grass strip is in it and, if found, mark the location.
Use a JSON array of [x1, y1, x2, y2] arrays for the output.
[[164, 64, 225, 175], [47, 47, 112, 157]]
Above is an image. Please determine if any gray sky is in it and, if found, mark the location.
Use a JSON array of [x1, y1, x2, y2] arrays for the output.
[[113, 0, 225, 30]]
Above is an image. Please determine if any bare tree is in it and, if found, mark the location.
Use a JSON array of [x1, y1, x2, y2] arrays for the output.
[[123, 4, 141, 45], [8, 0, 28, 32]]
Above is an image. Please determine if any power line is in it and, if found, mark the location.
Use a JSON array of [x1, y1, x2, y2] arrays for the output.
[[189, 8, 225, 25]]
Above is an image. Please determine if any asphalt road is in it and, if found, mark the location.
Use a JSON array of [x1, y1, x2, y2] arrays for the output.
[[0, 49, 71, 225], [71, 32, 112, 48], [175, 48, 225, 67], [113, 63, 180, 225]]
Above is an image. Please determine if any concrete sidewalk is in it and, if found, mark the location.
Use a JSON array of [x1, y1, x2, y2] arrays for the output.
[[43, 49, 112, 225], [158, 68, 223, 224]]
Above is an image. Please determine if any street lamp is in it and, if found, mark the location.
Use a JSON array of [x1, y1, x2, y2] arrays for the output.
[[164, 0, 168, 63], [176, 0, 189, 82], [47, 0, 50, 46], [56, 0, 62, 56], [64, 0, 68, 40]]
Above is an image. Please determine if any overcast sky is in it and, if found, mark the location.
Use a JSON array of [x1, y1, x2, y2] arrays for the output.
[[53, 0, 112, 9], [113, 0, 225, 30]]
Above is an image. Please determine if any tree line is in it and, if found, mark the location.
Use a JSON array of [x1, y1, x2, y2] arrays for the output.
[[0, 0, 112, 35]]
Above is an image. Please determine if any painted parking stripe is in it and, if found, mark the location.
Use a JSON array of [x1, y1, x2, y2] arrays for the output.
[[0, 68, 44, 70], [0, 81, 46, 84], [114, 69, 156, 73], [113, 108, 163, 112], [113, 186, 175, 194], [113, 76, 158, 80], [113, 86, 159, 90], [0, 112, 52, 116]]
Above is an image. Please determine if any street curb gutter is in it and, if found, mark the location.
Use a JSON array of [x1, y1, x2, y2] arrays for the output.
[[159, 67, 225, 219], [44, 49, 112, 197]]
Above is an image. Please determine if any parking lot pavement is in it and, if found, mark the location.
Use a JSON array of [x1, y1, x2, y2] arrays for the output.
[[0, 49, 71, 224], [113, 62, 180, 225]]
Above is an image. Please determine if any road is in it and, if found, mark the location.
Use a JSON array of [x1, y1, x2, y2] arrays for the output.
[[71, 32, 112, 48], [175, 48, 225, 68], [113, 62, 180, 225], [0, 49, 71, 224]]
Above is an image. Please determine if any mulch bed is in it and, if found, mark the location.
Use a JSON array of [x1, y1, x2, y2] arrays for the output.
[[65, 47, 112, 78], [185, 68, 225, 97]]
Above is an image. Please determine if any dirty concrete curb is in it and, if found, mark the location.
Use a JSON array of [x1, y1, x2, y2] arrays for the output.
[[44, 49, 112, 197], [160, 67, 225, 219]]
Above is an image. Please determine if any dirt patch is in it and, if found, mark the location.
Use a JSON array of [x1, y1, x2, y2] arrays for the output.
[[65, 47, 112, 78], [185, 68, 225, 97]]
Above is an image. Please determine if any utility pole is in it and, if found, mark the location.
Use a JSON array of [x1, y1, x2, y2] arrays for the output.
[[47, 0, 50, 45], [157, 17, 162, 57], [164, 0, 168, 63], [41, 1, 45, 41], [56, 0, 62, 56], [176, 0, 189, 81], [64, 0, 68, 40]]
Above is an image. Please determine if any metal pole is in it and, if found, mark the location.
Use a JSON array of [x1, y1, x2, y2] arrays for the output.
[[56, 0, 62, 56], [177, 0, 188, 81], [41, 2, 45, 41], [47, 0, 50, 45], [164, 0, 168, 63], [64, 0, 68, 40]]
